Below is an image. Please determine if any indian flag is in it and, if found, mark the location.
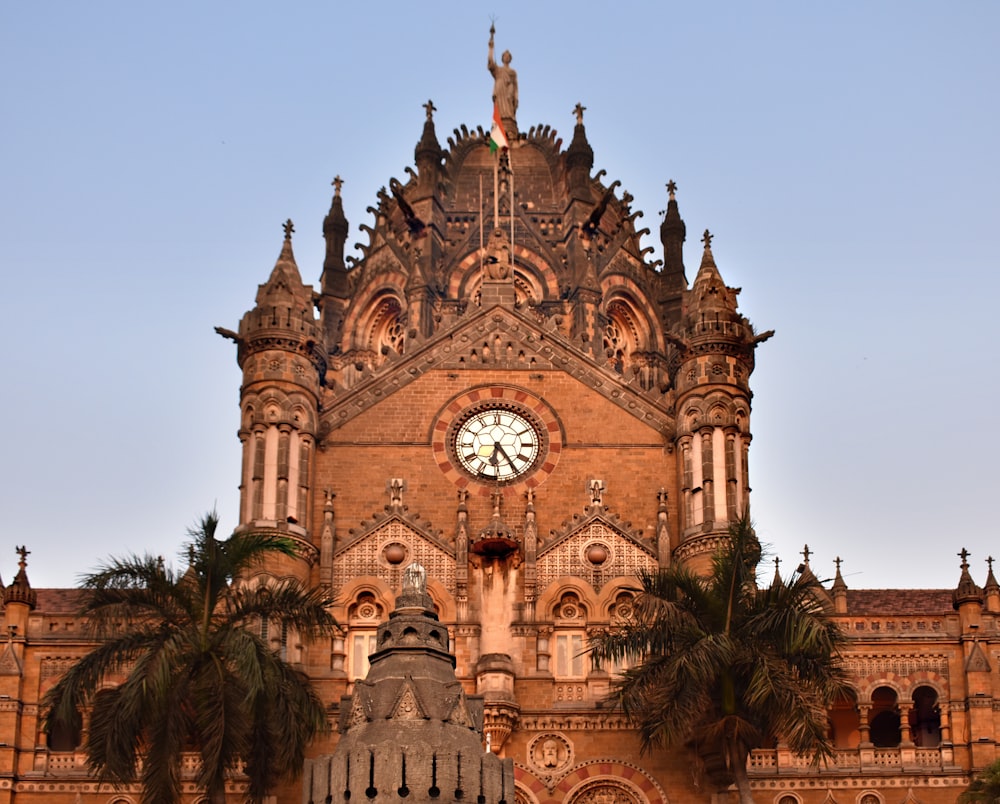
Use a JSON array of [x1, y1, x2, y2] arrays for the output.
[[489, 105, 508, 153]]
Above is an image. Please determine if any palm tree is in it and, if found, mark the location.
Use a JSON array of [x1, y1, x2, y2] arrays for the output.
[[959, 759, 1000, 803], [43, 512, 338, 804], [589, 516, 849, 804]]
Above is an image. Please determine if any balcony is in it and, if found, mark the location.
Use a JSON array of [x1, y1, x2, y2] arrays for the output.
[[748, 745, 959, 776]]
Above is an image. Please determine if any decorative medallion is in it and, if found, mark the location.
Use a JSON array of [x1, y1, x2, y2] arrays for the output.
[[432, 386, 562, 495], [528, 732, 572, 774]]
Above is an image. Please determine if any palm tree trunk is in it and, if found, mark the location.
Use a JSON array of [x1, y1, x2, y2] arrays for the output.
[[727, 740, 755, 804]]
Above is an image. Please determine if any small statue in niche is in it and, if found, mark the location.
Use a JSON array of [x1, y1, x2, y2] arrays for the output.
[[484, 227, 512, 280]]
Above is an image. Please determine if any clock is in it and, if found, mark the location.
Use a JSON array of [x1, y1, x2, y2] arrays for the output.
[[454, 407, 541, 481], [433, 386, 561, 492]]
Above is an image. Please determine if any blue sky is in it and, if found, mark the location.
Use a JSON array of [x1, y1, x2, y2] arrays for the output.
[[2, 2, 998, 590]]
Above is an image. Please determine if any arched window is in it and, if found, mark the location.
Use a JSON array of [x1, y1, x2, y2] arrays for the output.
[[346, 592, 384, 681], [828, 688, 860, 749], [368, 296, 405, 362], [869, 686, 901, 748], [911, 685, 941, 747], [46, 708, 81, 752], [553, 592, 588, 679]]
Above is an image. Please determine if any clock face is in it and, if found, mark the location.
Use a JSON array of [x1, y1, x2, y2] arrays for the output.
[[454, 407, 541, 482]]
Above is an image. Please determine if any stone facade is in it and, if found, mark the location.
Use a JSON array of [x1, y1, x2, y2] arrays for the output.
[[0, 43, 995, 804]]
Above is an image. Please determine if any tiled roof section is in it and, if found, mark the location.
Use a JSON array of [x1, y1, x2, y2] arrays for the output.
[[32, 588, 89, 613], [845, 589, 954, 615]]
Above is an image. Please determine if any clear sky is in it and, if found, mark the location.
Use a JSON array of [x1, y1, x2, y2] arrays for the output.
[[2, 2, 997, 591]]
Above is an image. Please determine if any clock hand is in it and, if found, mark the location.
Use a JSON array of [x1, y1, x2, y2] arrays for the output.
[[488, 444, 501, 466], [494, 442, 516, 467]]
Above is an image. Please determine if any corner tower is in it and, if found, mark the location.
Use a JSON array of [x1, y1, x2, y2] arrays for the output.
[[668, 230, 772, 573], [217, 221, 324, 582]]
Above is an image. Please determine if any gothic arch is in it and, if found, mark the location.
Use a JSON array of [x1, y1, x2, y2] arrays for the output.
[[341, 270, 409, 351], [596, 579, 639, 620], [335, 578, 396, 622], [537, 577, 598, 622], [448, 246, 559, 304], [602, 277, 660, 350], [553, 760, 668, 804]]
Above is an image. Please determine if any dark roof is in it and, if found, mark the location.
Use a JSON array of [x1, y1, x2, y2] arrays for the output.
[[32, 588, 88, 613], [845, 589, 954, 616]]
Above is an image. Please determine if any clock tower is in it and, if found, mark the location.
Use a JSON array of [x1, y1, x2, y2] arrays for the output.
[[222, 44, 767, 803]]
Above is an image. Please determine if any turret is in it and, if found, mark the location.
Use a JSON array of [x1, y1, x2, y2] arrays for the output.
[[564, 103, 593, 201], [669, 231, 773, 573], [217, 221, 323, 581], [320, 176, 350, 349], [304, 565, 514, 804], [660, 179, 687, 291], [414, 99, 445, 199]]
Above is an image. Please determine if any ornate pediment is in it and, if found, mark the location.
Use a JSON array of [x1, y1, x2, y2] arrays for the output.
[[536, 514, 657, 593], [321, 307, 673, 437], [333, 517, 456, 596]]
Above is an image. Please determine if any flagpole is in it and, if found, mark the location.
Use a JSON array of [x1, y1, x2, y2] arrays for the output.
[[479, 173, 484, 281], [508, 149, 514, 273]]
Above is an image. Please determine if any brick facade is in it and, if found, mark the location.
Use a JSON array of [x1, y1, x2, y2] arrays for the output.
[[0, 51, 993, 804]]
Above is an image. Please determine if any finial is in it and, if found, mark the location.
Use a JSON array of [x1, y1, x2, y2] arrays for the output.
[[959, 548, 970, 569], [15, 546, 29, 568], [282, 219, 295, 240], [331, 175, 344, 197], [667, 179, 678, 201], [773, 556, 781, 571], [801, 544, 811, 564], [424, 99, 436, 121], [573, 103, 586, 125], [702, 229, 713, 249], [989, 556, 995, 572], [834, 556, 843, 573]]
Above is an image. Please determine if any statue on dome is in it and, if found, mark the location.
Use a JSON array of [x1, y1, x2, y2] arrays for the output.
[[488, 23, 518, 133]]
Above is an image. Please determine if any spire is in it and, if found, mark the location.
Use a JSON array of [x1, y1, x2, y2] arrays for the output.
[[831, 556, 848, 593], [4, 546, 36, 609], [414, 100, 444, 196], [322, 176, 349, 296], [688, 229, 739, 316], [985, 556, 999, 594], [565, 103, 594, 200], [953, 548, 984, 609], [255, 219, 312, 311], [660, 179, 687, 288], [984, 556, 1000, 612]]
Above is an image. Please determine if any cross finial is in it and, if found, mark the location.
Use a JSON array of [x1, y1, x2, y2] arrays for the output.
[[331, 175, 343, 197], [573, 103, 586, 125], [15, 546, 29, 568], [702, 229, 713, 249], [424, 99, 436, 121], [773, 556, 781, 571], [667, 180, 678, 201], [801, 544, 811, 564], [959, 548, 971, 569], [988, 556, 995, 573], [834, 556, 843, 573], [282, 219, 295, 240]]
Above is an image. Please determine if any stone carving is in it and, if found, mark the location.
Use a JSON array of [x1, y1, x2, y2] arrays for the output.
[[571, 780, 642, 804], [484, 227, 513, 280], [528, 732, 572, 774]]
